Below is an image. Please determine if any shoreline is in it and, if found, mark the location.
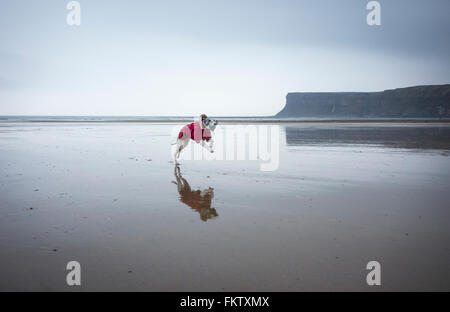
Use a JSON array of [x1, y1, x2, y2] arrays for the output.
[[1, 118, 450, 124]]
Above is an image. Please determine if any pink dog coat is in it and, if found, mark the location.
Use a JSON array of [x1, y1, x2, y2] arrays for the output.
[[178, 121, 212, 142]]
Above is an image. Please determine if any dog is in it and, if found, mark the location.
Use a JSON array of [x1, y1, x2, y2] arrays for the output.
[[173, 114, 218, 163]]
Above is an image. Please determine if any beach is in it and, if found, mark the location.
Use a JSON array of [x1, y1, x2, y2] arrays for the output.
[[0, 121, 449, 291]]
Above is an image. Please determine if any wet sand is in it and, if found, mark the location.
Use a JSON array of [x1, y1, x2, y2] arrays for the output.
[[0, 122, 449, 291]]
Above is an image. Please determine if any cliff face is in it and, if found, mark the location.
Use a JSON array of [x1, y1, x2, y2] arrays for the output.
[[276, 85, 450, 118]]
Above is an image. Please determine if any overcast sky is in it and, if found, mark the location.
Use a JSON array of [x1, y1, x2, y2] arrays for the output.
[[0, 0, 449, 116]]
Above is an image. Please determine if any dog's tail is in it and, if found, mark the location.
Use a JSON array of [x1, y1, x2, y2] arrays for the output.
[[171, 127, 185, 145], [170, 136, 179, 145], [171, 130, 183, 145]]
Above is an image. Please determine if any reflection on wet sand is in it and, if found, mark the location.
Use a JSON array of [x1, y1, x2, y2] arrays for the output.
[[285, 125, 450, 150], [173, 165, 218, 221]]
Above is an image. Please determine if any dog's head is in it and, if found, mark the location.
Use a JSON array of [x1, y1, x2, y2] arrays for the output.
[[203, 117, 218, 131]]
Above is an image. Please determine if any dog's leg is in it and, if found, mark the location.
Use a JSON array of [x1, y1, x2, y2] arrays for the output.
[[208, 138, 214, 153], [173, 141, 179, 162], [176, 146, 183, 162], [174, 140, 183, 163], [175, 138, 190, 163], [200, 140, 213, 153]]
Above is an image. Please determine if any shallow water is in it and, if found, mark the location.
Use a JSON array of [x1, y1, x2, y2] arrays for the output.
[[0, 122, 449, 291]]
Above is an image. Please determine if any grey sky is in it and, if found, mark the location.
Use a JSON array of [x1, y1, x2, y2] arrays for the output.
[[0, 0, 449, 116]]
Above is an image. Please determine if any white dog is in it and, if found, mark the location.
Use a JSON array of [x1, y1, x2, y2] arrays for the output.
[[173, 114, 218, 163]]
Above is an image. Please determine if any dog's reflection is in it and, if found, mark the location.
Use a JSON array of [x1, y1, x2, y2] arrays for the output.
[[173, 165, 218, 222]]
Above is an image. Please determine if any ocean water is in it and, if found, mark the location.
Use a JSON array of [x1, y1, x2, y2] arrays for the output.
[[0, 115, 273, 122], [1, 115, 448, 123]]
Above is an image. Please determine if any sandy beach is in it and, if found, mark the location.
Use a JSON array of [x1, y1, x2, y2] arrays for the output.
[[1, 121, 449, 291]]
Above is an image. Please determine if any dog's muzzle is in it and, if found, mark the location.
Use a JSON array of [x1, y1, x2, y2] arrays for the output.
[[205, 118, 218, 131]]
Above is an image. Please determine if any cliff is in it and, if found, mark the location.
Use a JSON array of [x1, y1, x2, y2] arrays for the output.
[[275, 85, 450, 118]]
